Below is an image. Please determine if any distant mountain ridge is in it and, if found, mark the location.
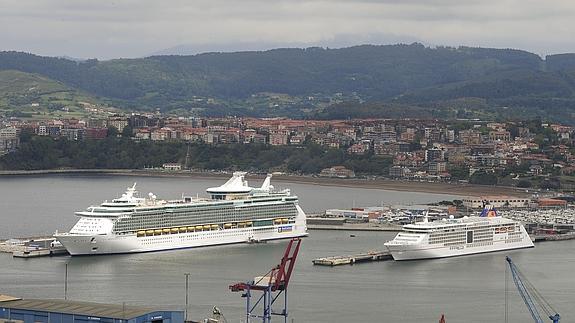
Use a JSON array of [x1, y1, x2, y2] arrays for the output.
[[1, 44, 575, 121]]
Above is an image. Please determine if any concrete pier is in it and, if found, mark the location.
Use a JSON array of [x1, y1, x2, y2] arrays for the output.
[[0, 237, 68, 257], [312, 250, 392, 266]]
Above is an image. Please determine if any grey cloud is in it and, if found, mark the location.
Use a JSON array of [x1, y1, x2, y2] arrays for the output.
[[0, 0, 573, 59]]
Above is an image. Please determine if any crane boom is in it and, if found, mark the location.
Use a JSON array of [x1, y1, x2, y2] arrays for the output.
[[230, 238, 302, 323], [506, 256, 560, 323]]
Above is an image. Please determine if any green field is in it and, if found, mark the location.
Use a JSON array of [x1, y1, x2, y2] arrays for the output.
[[0, 70, 110, 120]]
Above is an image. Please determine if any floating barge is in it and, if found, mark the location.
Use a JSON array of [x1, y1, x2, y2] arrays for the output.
[[312, 250, 392, 266]]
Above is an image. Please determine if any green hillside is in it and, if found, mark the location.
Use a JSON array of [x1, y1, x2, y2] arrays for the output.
[[0, 70, 105, 119], [0, 70, 69, 93], [1, 44, 575, 122]]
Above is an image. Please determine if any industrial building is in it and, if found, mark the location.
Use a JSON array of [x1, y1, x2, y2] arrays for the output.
[[462, 195, 531, 209], [0, 295, 184, 323]]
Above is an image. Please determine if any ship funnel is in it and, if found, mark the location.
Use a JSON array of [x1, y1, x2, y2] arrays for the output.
[[423, 210, 429, 223], [260, 174, 272, 191], [480, 204, 498, 217]]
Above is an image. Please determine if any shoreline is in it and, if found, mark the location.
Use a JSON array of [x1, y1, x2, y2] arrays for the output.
[[0, 168, 531, 197]]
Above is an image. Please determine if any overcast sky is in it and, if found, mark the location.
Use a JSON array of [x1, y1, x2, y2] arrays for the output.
[[0, 0, 573, 60]]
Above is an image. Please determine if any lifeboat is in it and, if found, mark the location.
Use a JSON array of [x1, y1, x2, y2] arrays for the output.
[[224, 223, 232, 229], [281, 218, 289, 224], [171, 228, 179, 234], [146, 230, 155, 236], [179, 227, 188, 233], [137, 231, 146, 237], [273, 219, 282, 225], [154, 229, 163, 235], [211, 224, 219, 230], [163, 228, 171, 234], [246, 221, 253, 227], [203, 225, 211, 230], [195, 225, 204, 231], [238, 222, 246, 228]]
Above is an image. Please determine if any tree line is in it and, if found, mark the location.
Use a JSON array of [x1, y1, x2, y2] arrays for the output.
[[0, 133, 392, 175]]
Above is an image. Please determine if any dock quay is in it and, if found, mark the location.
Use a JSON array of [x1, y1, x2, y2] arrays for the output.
[[312, 250, 392, 266], [307, 216, 402, 231], [0, 237, 68, 258], [532, 232, 575, 242], [307, 223, 402, 231]]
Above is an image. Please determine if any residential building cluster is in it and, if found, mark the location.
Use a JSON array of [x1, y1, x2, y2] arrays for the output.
[[2, 114, 575, 182]]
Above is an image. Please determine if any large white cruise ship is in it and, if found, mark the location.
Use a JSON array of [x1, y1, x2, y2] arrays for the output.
[[384, 207, 533, 261], [55, 172, 307, 255]]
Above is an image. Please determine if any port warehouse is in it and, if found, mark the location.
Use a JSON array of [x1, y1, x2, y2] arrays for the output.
[[0, 295, 184, 323], [462, 195, 568, 209], [323, 205, 456, 220]]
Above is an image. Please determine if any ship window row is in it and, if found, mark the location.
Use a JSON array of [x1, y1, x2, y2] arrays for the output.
[[132, 206, 295, 219], [430, 233, 466, 239], [429, 237, 466, 244], [429, 239, 466, 244], [444, 241, 466, 246], [113, 210, 296, 232], [467, 241, 494, 248], [139, 228, 278, 244], [121, 205, 294, 218], [119, 210, 296, 225], [430, 233, 494, 243], [135, 201, 295, 215], [474, 233, 494, 238], [115, 215, 295, 230]]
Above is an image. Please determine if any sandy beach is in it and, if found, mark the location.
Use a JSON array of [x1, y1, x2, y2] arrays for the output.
[[0, 169, 531, 197]]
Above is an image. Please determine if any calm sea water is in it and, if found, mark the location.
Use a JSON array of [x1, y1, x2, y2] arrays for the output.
[[0, 175, 573, 322]]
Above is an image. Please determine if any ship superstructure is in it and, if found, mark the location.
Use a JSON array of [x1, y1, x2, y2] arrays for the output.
[[384, 207, 533, 261], [55, 172, 307, 255]]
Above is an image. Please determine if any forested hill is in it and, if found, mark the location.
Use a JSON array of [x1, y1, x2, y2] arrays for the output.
[[1, 44, 575, 119]]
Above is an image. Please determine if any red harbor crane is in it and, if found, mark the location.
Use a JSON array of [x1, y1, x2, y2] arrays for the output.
[[230, 238, 302, 323]]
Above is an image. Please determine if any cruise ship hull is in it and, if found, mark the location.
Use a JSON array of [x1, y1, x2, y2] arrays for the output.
[[386, 239, 534, 261], [57, 223, 307, 255], [385, 215, 534, 261]]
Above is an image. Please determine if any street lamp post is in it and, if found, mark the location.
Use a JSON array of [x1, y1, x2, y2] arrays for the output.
[[185, 273, 190, 321], [64, 263, 68, 300]]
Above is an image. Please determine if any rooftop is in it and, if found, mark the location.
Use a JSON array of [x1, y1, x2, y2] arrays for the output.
[[0, 298, 163, 319], [0, 295, 21, 302]]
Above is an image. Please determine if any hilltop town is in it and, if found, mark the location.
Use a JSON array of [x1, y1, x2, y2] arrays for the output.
[[1, 113, 574, 191]]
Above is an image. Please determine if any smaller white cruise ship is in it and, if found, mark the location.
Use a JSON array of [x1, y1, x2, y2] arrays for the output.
[[384, 207, 534, 261]]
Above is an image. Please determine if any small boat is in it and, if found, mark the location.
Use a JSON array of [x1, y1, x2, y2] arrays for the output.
[[247, 236, 266, 244]]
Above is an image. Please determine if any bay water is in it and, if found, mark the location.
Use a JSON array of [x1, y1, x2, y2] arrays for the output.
[[0, 175, 573, 322]]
